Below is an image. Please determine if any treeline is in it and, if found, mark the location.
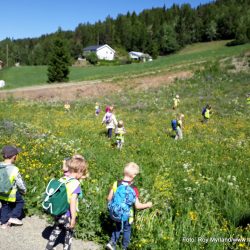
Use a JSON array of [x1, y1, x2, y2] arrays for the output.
[[0, 0, 250, 66]]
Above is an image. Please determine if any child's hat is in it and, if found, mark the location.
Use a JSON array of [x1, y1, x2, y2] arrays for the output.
[[1, 145, 21, 158]]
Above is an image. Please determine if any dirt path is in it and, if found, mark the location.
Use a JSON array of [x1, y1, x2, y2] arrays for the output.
[[0, 215, 101, 250], [0, 71, 193, 101]]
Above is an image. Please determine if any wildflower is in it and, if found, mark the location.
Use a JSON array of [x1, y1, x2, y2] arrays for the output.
[[189, 211, 198, 221]]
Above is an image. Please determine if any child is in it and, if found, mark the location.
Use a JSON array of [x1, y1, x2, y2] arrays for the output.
[[0, 145, 26, 229], [102, 106, 118, 139], [115, 120, 126, 150], [64, 101, 71, 112], [45, 157, 88, 250], [173, 94, 180, 110], [175, 114, 184, 140], [95, 102, 101, 116], [106, 162, 152, 250], [202, 105, 212, 123], [62, 154, 85, 177]]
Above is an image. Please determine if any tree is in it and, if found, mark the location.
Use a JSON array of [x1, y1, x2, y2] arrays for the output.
[[47, 38, 70, 83], [86, 52, 98, 65]]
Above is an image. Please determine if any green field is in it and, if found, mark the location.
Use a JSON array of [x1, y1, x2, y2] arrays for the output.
[[0, 41, 250, 89], [0, 43, 250, 249]]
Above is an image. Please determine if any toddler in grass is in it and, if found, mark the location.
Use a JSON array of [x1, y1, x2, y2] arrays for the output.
[[173, 94, 180, 109], [45, 157, 89, 250], [175, 113, 184, 140], [106, 162, 152, 250], [115, 120, 126, 150]]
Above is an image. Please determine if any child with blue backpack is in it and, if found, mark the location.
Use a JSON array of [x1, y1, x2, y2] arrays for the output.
[[106, 162, 152, 250], [171, 114, 184, 140], [45, 157, 88, 250]]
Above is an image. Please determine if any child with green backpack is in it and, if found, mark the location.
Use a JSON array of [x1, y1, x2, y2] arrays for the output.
[[106, 162, 152, 250], [44, 157, 88, 250]]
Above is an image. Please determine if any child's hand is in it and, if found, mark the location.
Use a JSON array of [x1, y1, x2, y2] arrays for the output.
[[147, 202, 153, 208], [69, 218, 76, 229]]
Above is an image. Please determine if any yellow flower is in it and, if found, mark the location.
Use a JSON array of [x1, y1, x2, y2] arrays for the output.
[[189, 211, 198, 221], [25, 174, 30, 179]]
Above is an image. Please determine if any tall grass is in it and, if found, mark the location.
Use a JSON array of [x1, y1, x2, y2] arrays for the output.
[[0, 56, 249, 249]]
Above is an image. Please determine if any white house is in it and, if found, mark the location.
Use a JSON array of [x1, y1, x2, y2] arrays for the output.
[[129, 51, 152, 62], [83, 44, 115, 61]]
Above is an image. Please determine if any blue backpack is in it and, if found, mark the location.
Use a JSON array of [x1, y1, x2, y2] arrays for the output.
[[171, 119, 177, 131], [202, 107, 206, 116], [108, 181, 136, 222]]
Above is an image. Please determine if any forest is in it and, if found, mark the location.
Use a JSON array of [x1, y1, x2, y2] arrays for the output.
[[0, 0, 249, 66]]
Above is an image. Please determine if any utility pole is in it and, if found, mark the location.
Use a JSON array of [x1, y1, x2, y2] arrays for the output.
[[6, 44, 9, 67]]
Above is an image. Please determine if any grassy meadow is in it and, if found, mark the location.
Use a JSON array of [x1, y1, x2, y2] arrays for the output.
[[0, 41, 250, 89], [0, 44, 250, 249]]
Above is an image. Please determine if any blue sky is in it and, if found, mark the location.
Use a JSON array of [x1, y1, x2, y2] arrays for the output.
[[0, 0, 212, 41]]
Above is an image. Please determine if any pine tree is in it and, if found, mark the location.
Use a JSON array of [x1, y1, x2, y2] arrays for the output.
[[47, 38, 70, 83]]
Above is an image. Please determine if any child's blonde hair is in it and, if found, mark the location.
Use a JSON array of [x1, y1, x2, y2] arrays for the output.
[[118, 120, 124, 128], [67, 157, 88, 176], [178, 113, 184, 119], [124, 162, 139, 177]]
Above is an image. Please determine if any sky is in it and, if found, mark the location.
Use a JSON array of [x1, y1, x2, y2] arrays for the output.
[[0, 0, 212, 41]]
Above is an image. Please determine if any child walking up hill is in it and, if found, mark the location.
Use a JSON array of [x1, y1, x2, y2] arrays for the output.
[[106, 162, 152, 250], [115, 120, 126, 150], [102, 106, 118, 139], [45, 157, 88, 250]]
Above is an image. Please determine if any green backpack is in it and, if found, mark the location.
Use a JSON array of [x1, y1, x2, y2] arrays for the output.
[[0, 164, 13, 193], [42, 177, 75, 216]]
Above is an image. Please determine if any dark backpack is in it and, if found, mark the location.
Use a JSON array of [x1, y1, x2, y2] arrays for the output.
[[202, 107, 206, 116], [108, 181, 136, 222], [171, 119, 177, 131], [42, 177, 75, 216]]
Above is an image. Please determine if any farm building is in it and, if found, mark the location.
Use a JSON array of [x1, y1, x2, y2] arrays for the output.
[[129, 51, 152, 62], [83, 44, 115, 61]]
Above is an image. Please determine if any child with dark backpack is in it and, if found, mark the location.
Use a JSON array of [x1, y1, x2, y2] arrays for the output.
[[202, 104, 212, 123], [102, 106, 118, 139], [171, 114, 184, 140], [106, 162, 152, 250], [44, 157, 88, 250], [0, 145, 26, 229]]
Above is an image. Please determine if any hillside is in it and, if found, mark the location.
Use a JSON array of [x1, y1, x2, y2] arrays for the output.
[[0, 44, 249, 250], [0, 41, 250, 91]]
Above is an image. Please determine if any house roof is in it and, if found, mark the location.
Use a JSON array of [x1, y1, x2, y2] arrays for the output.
[[83, 44, 115, 53], [129, 51, 144, 57]]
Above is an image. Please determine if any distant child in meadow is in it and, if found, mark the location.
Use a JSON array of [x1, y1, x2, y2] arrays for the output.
[[45, 157, 88, 250], [115, 120, 126, 150], [175, 113, 184, 140], [102, 106, 118, 139], [95, 102, 101, 116], [202, 104, 212, 123], [173, 94, 180, 110], [106, 162, 152, 250], [0, 145, 26, 229], [64, 101, 71, 112]]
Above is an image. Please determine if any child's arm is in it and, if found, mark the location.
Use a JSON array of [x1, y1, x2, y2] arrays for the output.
[[107, 188, 114, 202], [69, 193, 78, 229], [135, 197, 152, 210]]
